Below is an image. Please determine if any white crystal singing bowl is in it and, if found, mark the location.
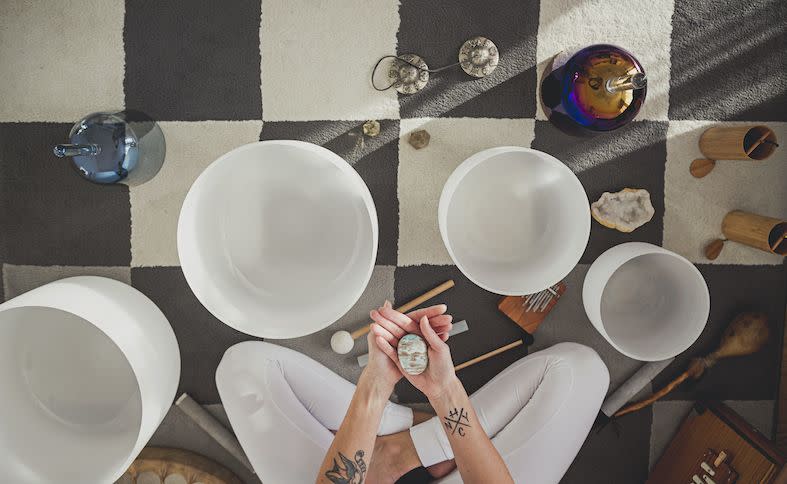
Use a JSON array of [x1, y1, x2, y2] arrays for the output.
[[439, 146, 591, 295], [583, 242, 710, 361], [178, 140, 378, 338], [0, 276, 180, 483]]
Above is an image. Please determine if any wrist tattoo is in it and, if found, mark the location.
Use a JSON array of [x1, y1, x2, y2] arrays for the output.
[[325, 450, 366, 483], [443, 407, 471, 437]]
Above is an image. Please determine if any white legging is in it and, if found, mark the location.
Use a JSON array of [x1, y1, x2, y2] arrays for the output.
[[216, 341, 609, 483]]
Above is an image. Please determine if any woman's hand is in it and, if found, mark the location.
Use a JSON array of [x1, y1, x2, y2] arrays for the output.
[[318, 304, 453, 484], [362, 303, 453, 392], [371, 306, 459, 401]]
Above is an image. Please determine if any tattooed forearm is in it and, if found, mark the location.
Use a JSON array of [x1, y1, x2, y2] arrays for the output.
[[324, 450, 367, 484], [443, 407, 471, 437]]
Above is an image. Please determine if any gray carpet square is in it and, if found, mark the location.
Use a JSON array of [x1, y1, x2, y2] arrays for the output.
[[531, 120, 668, 263], [648, 400, 695, 471], [274, 265, 395, 387], [723, 399, 775, 438], [563, 407, 653, 484], [131, 267, 258, 404], [260, 120, 400, 265], [124, 0, 262, 121], [654, 264, 786, 401], [669, 0, 787, 121], [393, 265, 529, 403], [396, 0, 539, 118], [2, 264, 131, 300], [0, 123, 131, 266], [530, 265, 646, 396]]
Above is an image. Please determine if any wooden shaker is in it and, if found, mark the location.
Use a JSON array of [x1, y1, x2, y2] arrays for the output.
[[706, 210, 787, 259], [690, 125, 778, 178]]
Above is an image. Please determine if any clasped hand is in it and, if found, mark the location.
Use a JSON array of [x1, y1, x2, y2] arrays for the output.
[[362, 301, 459, 400]]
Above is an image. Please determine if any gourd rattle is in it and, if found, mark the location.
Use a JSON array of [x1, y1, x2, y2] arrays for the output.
[[615, 312, 769, 417]]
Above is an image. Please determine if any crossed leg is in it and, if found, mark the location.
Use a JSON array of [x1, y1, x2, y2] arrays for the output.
[[216, 341, 608, 483]]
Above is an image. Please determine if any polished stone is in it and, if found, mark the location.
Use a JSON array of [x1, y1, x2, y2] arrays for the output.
[[398, 334, 428, 375]]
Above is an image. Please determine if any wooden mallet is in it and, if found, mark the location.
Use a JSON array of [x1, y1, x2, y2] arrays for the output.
[[330, 280, 455, 354]]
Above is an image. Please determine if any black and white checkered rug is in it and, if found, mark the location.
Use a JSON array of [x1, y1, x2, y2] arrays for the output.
[[1, 0, 785, 482]]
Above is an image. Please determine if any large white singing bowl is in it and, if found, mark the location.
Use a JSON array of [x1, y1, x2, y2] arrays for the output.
[[178, 140, 378, 338], [583, 243, 710, 361], [439, 146, 590, 295], [0, 276, 180, 483]]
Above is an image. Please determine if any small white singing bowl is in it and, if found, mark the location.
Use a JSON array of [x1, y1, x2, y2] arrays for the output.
[[439, 147, 590, 295], [583, 243, 710, 361], [178, 140, 378, 338]]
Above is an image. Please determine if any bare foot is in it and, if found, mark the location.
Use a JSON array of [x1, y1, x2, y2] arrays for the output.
[[365, 427, 457, 483], [412, 410, 433, 425], [366, 432, 421, 484], [426, 459, 457, 479]]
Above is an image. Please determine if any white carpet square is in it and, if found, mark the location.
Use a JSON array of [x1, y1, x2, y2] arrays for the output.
[[663, 120, 787, 264], [535, 0, 673, 121], [0, 0, 125, 122], [260, 0, 399, 121], [397, 118, 534, 266], [130, 121, 263, 267]]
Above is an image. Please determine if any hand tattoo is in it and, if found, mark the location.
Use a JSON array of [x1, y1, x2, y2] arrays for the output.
[[443, 407, 471, 437], [325, 450, 366, 484]]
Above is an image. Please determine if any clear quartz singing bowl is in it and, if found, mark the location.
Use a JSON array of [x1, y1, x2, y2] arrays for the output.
[[439, 147, 590, 295], [177, 140, 378, 338]]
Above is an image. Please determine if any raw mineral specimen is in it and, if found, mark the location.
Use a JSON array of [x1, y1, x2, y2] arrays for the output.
[[408, 129, 430, 149], [591, 188, 655, 233], [362, 120, 380, 137], [397, 334, 428, 375]]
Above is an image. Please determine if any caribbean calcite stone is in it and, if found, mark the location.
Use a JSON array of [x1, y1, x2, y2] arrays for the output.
[[397, 334, 428, 375]]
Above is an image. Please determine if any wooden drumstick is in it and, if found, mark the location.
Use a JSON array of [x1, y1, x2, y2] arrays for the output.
[[454, 340, 524, 371], [350, 280, 455, 339]]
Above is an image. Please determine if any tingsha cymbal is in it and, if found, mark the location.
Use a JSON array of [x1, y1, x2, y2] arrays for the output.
[[388, 53, 429, 94], [459, 36, 499, 78]]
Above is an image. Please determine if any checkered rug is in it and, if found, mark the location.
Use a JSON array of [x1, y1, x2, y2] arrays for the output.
[[1, 0, 785, 483]]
